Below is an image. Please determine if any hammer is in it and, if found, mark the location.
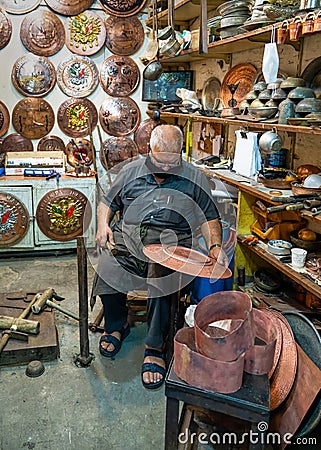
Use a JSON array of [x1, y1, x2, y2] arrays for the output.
[[31, 288, 79, 321]]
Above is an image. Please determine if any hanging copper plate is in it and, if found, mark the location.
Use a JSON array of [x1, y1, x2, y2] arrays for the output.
[[65, 138, 93, 167], [57, 56, 99, 98], [65, 11, 106, 56], [57, 98, 98, 138], [20, 10, 65, 57], [100, 136, 138, 172], [0, 193, 29, 247], [44, 0, 94, 15], [99, 0, 147, 17], [37, 135, 65, 152], [12, 98, 55, 140], [0, 0, 40, 14], [105, 15, 144, 56], [100, 55, 140, 97], [220, 63, 257, 108], [1, 133, 33, 153], [36, 187, 92, 242], [12, 55, 56, 98], [0, 101, 10, 137], [0, 8, 12, 49], [134, 118, 165, 155], [99, 97, 140, 137]]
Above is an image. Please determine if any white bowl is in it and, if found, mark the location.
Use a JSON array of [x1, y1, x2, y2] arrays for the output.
[[303, 174, 321, 188]]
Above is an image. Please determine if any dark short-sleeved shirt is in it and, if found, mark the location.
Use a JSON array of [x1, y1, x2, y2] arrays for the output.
[[101, 157, 219, 233]]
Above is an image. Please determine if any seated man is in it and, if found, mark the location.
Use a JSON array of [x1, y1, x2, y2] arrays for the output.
[[92, 124, 228, 389]]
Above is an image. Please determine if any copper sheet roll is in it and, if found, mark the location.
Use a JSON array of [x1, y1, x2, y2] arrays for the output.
[[174, 327, 244, 394], [194, 291, 254, 362]]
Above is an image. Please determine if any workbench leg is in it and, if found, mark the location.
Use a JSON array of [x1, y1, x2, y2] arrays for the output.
[[165, 397, 180, 450]]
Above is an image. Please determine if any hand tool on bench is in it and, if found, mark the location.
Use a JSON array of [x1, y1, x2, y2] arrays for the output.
[[88, 306, 105, 333], [0, 315, 40, 334], [31, 287, 79, 321], [0, 292, 41, 355]]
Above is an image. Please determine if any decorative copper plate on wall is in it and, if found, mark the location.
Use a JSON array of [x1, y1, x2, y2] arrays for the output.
[[134, 118, 165, 155], [12, 98, 55, 140], [20, 10, 65, 57], [37, 135, 65, 152], [0, 8, 12, 49], [99, 0, 147, 17], [36, 187, 92, 241], [1, 133, 33, 153], [99, 97, 140, 137], [0, 0, 40, 14], [65, 138, 93, 167], [57, 56, 99, 98], [57, 98, 98, 138], [0, 101, 10, 137], [0, 193, 29, 247], [100, 136, 138, 172], [45, 0, 94, 15], [105, 15, 144, 56], [220, 63, 257, 108], [12, 55, 56, 98], [65, 11, 106, 56], [100, 55, 140, 97]]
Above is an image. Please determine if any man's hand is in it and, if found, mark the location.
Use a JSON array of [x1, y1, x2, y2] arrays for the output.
[[95, 225, 115, 248], [209, 246, 228, 268]]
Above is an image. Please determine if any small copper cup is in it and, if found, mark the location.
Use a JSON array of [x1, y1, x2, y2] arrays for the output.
[[313, 10, 321, 33], [276, 21, 289, 44], [288, 16, 302, 41], [302, 12, 315, 35]]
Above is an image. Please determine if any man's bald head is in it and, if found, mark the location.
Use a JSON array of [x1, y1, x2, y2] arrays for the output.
[[150, 125, 183, 155]]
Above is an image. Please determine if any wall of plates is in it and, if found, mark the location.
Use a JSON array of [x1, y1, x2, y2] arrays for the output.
[[0, 0, 150, 179]]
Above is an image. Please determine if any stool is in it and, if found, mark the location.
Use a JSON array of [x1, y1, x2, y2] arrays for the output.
[[127, 290, 148, 326], [165, 358, 270, 450]]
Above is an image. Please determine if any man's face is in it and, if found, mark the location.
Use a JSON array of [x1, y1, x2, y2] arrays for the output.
[[150, 150, 181, 171]]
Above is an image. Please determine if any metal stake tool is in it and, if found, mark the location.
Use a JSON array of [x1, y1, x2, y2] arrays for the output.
[[74, 236, 94, 367]]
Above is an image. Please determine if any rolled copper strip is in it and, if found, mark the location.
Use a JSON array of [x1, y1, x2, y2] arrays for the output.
[[174, 327, 245, 394], [194, 291, 254, 362], [244, 309, 277, 375]]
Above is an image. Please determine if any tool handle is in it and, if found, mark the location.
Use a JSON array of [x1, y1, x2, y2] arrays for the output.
[[285, 203, 305, 211], [46, 299, 79, 321], [266, 205, 287, 213]]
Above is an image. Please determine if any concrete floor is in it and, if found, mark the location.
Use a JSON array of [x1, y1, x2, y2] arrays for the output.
[[0, 252, 166, 450]]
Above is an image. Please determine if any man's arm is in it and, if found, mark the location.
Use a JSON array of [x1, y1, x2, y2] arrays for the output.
[[201, 218, 228, 267], [95, 202, 115, 247]]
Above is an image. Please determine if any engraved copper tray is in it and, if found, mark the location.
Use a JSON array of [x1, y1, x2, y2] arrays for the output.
[[57, 56, 99, 98], [65, 11, 106, 56], [65, 138, 93, 167], [0, 7, 12, 50], [100, 55, 140, 97], [57, 98, 98, 138], [0, 193, 29, 247], [12, 55, 56, 98], [37, 135, 65, 152], [0, 101, 10, 137], [105, 15, 144, 56], [143, 244, 232, 279], [36, 188, 92, 242], [1, 133, 33, 153], [134, 118, 165, 155], [0, 0, 40, 14], [220, 63, 257, 108], [44, 0, 94, 15], [99, 97, 140, 137], [12, 98, 55, 140], [99, 0, 147, 17], [100, 136, 138, 172], [20, 10, 65, 57]]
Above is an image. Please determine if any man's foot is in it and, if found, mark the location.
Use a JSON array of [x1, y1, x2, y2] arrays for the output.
[[141, 348, 166, 390], [99, 324, 130, 358]]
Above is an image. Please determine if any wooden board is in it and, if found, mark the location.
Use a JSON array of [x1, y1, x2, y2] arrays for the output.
[[0, 293, 59, 366]]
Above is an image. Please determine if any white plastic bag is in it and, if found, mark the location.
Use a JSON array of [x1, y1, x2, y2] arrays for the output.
[[262, 27, 279, 84]]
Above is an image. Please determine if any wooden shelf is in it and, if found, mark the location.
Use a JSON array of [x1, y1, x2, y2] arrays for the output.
[[159, 112, 321, 136], [238, 237, 321, 299]]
